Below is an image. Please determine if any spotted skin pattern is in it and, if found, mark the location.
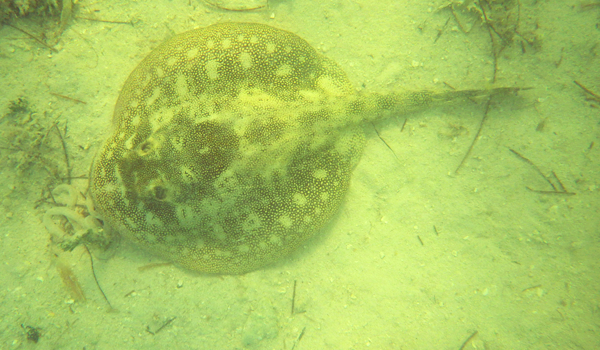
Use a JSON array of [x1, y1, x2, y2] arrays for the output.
[[91, 22, 372, 274]]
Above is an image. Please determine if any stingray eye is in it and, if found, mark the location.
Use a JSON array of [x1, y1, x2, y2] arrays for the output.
[[137, 138, 157, 156], [141, 142, 152, 152], [153, 185, 167, 200]]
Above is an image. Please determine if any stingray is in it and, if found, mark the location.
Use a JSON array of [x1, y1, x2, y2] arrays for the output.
[[88, 22, 520, 274]]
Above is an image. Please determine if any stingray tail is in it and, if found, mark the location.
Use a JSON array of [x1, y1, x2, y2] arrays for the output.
[[359, 87, 529, 123]]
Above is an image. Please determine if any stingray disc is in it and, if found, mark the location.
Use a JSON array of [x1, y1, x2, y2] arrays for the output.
[[90, 22, 366, 274]]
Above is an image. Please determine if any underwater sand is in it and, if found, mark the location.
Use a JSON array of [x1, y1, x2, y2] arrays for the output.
[[0, 0, 599, 349]]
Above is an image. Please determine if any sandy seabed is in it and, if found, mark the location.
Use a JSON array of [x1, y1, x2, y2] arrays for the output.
[[1, 0, 599, 349]]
